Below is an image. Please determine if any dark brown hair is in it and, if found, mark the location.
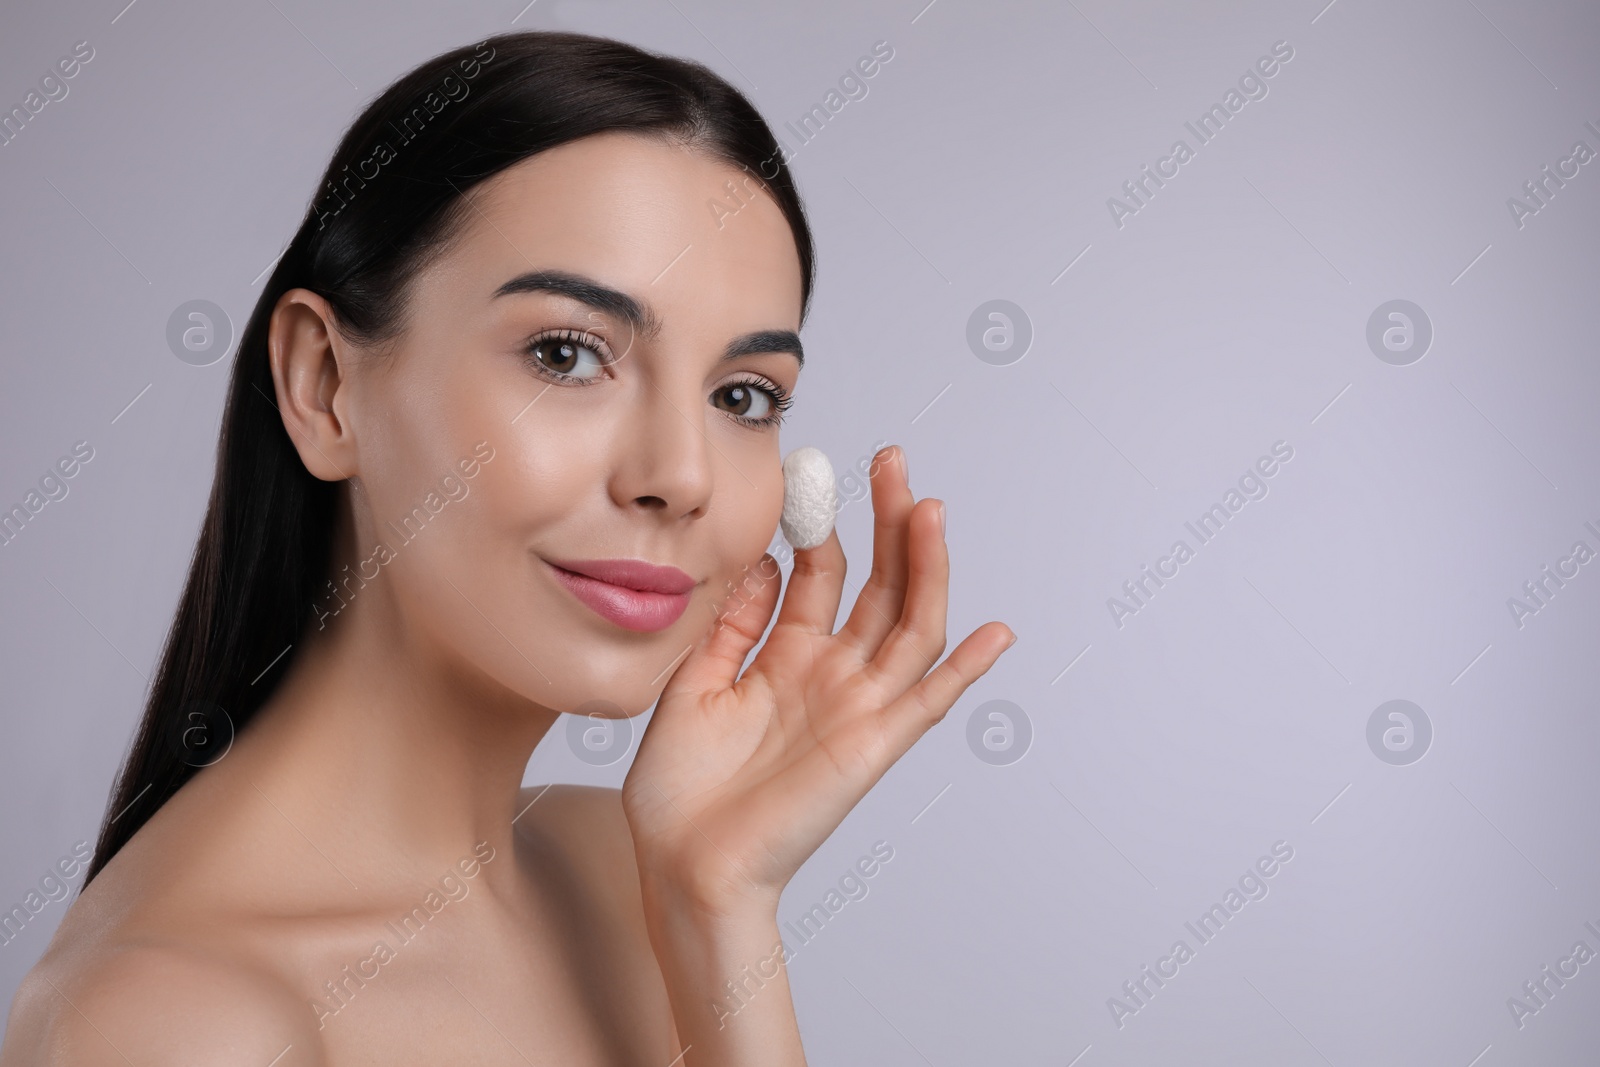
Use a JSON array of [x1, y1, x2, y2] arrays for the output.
[[84, 29, 815, 885]]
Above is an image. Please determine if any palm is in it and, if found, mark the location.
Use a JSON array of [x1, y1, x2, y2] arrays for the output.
[[621, 446, 1015, 910]]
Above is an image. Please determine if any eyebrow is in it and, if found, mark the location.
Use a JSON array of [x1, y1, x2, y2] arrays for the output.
[[492, 269, 803, 368]]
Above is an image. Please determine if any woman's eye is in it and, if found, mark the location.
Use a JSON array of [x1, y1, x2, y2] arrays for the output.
[[714, 382, 773, 421], [527, 332, 607, 381]]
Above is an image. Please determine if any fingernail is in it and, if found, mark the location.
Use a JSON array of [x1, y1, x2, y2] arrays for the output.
[[898, 446, 910, 486], [937, 500, 946, 536]]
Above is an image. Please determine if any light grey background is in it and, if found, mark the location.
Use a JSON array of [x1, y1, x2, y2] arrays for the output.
[[3, 0, 1598, 1062]]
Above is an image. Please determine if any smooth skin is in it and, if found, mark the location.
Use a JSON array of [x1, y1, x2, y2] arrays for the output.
[[1, 130, 1014, 1066]]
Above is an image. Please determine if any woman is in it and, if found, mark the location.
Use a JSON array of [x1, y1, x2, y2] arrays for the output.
[[1, 30, 1014, 1065]]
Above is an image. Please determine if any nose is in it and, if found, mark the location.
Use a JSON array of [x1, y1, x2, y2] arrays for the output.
[[608, 376, 715, 522]]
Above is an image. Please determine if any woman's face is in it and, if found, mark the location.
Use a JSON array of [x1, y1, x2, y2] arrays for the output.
[[307, 131, 804, 717]]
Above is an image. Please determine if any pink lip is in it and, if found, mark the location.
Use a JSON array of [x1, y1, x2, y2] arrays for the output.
[[544, 557, 696, 633]]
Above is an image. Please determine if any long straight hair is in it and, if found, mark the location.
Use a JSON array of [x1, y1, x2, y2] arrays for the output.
[[84, 29, 816, 885]]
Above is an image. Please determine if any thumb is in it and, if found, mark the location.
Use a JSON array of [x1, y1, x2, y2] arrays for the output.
[[666, 553, 784, 697]]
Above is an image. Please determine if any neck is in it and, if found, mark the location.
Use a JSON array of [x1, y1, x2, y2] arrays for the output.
[[228, 575, 560, 891]]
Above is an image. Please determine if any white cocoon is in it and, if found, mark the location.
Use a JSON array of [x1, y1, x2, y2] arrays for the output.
[[780, 446, 838, 550]]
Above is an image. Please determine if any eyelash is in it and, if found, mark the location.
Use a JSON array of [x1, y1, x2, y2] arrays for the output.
[[522, 327, 795, 429]]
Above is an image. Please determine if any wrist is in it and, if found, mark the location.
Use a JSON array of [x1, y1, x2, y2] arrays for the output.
[[632, 854, 806, 1063], [641, 893, 802, 1064], [638, 862, 780, 931]]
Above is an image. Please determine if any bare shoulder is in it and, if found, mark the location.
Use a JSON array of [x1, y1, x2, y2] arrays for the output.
[[2, 940, 323, 1067]]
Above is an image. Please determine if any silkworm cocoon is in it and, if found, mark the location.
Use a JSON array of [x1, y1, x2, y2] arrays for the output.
[[779, 446, 838, 550]]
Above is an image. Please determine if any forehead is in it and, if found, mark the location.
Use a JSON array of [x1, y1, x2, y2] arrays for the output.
[[424, 131, 803, 330]]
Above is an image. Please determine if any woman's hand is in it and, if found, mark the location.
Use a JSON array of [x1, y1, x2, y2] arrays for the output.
[[621, 444, 1017, 915]]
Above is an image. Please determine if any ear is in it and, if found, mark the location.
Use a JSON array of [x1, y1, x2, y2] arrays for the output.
[[267, 288, 359, 482]]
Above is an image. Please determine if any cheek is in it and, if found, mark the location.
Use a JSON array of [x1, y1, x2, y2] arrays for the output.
[[362, 401, 599, 696], [705, 469, 786, 609], [343, 366, 526, 616], [358, 394, 487, 536], [471, 415, 605, 547]]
